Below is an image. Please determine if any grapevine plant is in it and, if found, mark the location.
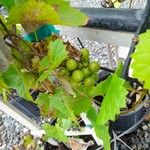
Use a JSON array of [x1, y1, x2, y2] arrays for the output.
[[1, 0, 148, 150]]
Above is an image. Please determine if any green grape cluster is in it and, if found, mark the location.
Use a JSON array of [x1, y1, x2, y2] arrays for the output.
[[59, 48, 100, 87]]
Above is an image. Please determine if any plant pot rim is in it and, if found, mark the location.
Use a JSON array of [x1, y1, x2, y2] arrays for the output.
[[120, 98, 146, 116]]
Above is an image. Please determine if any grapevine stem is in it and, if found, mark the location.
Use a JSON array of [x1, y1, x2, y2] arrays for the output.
[[40, 81, 50, 93], [34, 31, 39, 43], [0, 19, 10, 34]]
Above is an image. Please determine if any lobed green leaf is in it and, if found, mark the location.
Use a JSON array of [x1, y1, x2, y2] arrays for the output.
[[39, 39, 67, 81], [131, 30, 150, 89], [97, 74, 127, 125], [43, 123, 68, 142]]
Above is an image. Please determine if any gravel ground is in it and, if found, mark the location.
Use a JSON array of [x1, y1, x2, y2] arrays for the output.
[[71, 0, 147, 8], [0, 0, 149, 150], [0, 110, 29, 150]]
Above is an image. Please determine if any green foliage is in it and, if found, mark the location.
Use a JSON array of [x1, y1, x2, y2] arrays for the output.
[[43, 123, 68, 142], [39, 39, 67, 81], [97, 73, 127, 125], [45, 0, 88, 26], [89, 83, 103, 97], [131, 30, 150, 89], [47, 39, 67, 71], [87, 107, 111, 150], [35, 93, 52, 116], [0, 0, 25, 11], [72, 90, 91, 115], [23, 135, 35, 149], [0, 76, 8, 94], [0, 1, 130, 149], [95, 125, 111, 150], [1, 65, 34, 100], [36, 88, 75, 119]]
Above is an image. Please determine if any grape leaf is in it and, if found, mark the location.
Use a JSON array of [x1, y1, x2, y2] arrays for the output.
[[0, 0, 25, 11], [38, 39, 67, 81], [36, 88, 75, 120], [0, 75, 9, 94], [68, 85, 92, 115], [87, 107, 111, 150], [35, 93, 52, 116], [72, 91, 91, 115], [131, 30, 150, 89], [45, 0, 88, 26], [2, 65, 34, 100], [8, 0, 61, 32], [97, 73, 127, 125], [47, 39, 67, 71], [43, 123, 68, 142], [57, 118, 72, 130], [95, 124, 111, 150], [39, 56, 49, 72], [88, 83, 103, 97]]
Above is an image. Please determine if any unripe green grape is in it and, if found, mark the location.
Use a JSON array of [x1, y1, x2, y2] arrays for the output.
[[82, 68, 90, 78], [89, 61, 100, 72], [80, 48, 89, 61], [66, 59, 77, 71], [91, 73, 99, 81], [72, 70, 84, 82], [83, 77, 95, 87], [78, 62, 83, 69]]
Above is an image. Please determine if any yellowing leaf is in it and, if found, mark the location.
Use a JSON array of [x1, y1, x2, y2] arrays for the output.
[[36, 88, 75, 119], [45, 0, 88, 26], [8, 0, 61, 32], [131, 30, 150, 89]]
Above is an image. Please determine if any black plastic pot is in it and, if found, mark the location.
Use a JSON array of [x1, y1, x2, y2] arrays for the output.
[[97, 70, 147, 133], [10, 97, 40, 123], [110, 101, 146, 133]]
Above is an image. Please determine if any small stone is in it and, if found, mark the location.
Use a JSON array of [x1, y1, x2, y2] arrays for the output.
[[137, 143, 142, 150], [131, 137, 135, 143], [134, 138, 139, 144], [142, 125, 148, 130], [147, 123, 150, 129], [94, 58, 99, 61], [0, 111, 3, 116], [131, 145, 137, 150], [142, 143, 149, 149], [121, 144, 126, 150], [145, 137, 150, 143], [23, 128, 29, 133]]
